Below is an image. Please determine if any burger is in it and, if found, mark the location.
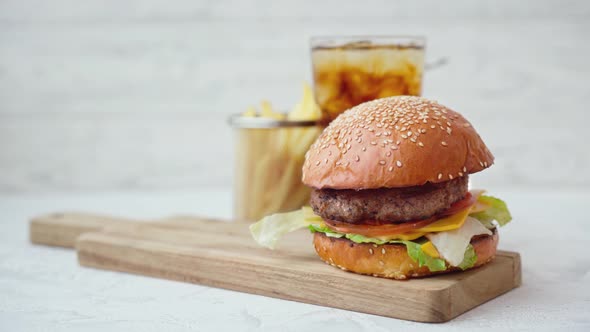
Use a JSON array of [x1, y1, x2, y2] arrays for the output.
[[250, 96, 512, 279]]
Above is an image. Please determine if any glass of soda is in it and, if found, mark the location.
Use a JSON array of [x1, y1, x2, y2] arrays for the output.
[[311, 36, 425, 123]]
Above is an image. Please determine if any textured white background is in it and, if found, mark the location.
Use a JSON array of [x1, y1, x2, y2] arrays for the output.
[[1, 2, 590, 331], [1, 0, 589, 193]]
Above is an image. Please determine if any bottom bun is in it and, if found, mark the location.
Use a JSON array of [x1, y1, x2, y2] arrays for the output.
[[313, 230, 498, 280]]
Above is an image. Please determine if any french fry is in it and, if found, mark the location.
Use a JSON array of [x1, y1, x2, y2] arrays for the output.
[[290, 185, 312, 211], [248, 152, 272, 218], [288, 83, 322, 121], [265, 158, 298, 214], [243, 106, 257, 117], [286, 83, 322, 152], [260, 100, 284, 120]]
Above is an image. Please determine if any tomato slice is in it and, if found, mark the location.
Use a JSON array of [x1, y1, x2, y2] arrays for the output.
[[323, 191, 479, 237], [438, 192, 475, 217], [324, 217, 435, 237]]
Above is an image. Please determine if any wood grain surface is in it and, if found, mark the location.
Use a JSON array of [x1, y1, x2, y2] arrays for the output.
[[30, 212, 521, 322]]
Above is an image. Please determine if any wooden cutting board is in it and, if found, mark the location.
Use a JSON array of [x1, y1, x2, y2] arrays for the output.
[[30, 212, 521, 323]]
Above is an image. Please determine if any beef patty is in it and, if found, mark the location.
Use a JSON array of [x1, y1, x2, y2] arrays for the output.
[[310, 175, 469, 224]]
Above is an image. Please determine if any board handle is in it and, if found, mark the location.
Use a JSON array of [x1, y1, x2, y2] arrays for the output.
[[30, 212, 138, 249]]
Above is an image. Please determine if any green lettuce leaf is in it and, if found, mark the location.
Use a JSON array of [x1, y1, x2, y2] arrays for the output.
[[249, 210, 310, 249], [308, 224, 344, 238], [470, 195, 512, 227], [399, 240, 448, 272], [344, 233, 388, 245], [457, 244, 477, 270]]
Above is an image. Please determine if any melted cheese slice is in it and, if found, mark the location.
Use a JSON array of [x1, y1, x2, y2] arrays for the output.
[[420, 241, 440, 258], [374, 232, 425, 241], [413, 190, 486, 234], [416, 207, 472, 233]]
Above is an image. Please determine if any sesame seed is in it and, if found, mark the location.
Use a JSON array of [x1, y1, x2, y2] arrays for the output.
[[386, 151, 392, 157], [396, 160, 402, 167], [407, 131, 412, 137], [458, 172, 463, 176], [449, 174, 454, 180], [441, 141, 448, 146], [479, 161, 484, 167], [379, 260, 385, 266], [418, 142, 424, 147], [381, 248, 386, 255], [484, 161, 488, 167], [362, 147, 366, 152], [438, 173, 443, 180], [388, 166, 394, 172], [355, 155, 360, 162], [371, 141, 377, 145], [431, 125, 436, 129], [379, 160, 386, 165], [315, 161, 320, 166], [324, 158, 328, 164], [390, 145, 398, 150], [401, 134, 408, 139], [369, 248, 374, 255], [463, 166, 467, 172]]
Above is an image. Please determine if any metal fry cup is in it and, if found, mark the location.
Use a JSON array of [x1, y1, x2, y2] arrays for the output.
[[229, 115, 323, 221]]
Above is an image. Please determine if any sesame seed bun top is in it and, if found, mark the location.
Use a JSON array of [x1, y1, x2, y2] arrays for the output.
[[302, 96, 494, 189]]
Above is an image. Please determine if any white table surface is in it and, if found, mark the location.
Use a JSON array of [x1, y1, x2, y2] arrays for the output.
[[1, 188, 589, 331]]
